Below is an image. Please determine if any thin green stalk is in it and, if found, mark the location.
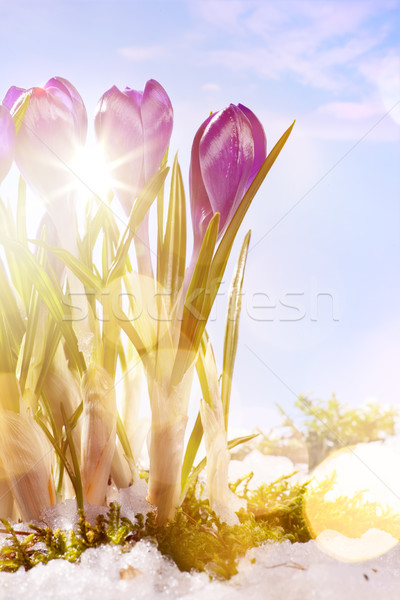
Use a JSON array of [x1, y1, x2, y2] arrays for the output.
[[60, 403, 83, 510]]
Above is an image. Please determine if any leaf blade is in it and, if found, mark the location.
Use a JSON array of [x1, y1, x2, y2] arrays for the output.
[[221, 231, 251, 430]]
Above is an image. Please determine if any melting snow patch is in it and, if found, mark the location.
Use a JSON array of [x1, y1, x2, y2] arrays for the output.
[[2, 537, 400, 599]]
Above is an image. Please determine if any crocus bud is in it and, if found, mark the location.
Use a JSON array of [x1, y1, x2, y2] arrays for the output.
[[0, 105, 15, 184], [189, 103, 267, 247], [95, 79, 173, 215], [3, 77, 87, 205]]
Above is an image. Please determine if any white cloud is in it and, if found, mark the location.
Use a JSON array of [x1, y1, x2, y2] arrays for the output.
[[359, 53, 400, 125], [190, 0, 398, 94], [296, 97, 400, 142], [118, 45, 166, 62], [200, 29, 388, 93], [191, 0, 248, 30], [245, 1, 389, 40], [316, 100, 384, 121], [253, 97, 400, 143], [201, 82, 221, 92]]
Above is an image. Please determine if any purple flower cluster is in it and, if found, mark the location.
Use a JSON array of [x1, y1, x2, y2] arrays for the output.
[[1, 76, 267, 244]]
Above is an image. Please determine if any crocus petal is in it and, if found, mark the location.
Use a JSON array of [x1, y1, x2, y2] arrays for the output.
[[2, 86, 25, 111], [141, 79, 173, 182], [238, 103, 267, 186], [189, 113, 214, 245], [95, 80, 173, 217], [199, 104, 254, 233], [12, 87, 80, 204], [45, 76, 88, 144], [124, 87, 143, 106], [0, 105, 15, 183], [95, 85, 144, 215]]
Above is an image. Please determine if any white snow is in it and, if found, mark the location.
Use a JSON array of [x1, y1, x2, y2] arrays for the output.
[[229, 450, 308, 488], [1, 534, 400, 600], [2, 451, 400, 599]]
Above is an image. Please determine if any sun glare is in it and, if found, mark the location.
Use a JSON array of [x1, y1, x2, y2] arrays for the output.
[[304, 443, 400, 562], [75, 144, 112, 200]]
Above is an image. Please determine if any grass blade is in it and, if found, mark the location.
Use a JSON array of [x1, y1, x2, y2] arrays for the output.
[[4, 240, 85, 374], [159, 155, 187, 309], [221, 231, 250, 430], [183, 433, 259, 497], [171, 213, 219, 387], [181, 412, 203, 492], [107, 167, 169, 285]]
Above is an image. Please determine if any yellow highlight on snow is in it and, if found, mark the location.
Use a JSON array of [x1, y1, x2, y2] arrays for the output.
[[304, 443, 400, 562]]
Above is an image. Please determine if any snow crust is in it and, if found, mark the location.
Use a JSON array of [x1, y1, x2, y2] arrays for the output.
[[229, 451, 307, 488], [2, 452, 400, 599], [1, 534, 400, 600]]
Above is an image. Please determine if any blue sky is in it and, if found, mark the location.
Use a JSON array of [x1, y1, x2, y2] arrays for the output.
[[1, 0, 399, 432]]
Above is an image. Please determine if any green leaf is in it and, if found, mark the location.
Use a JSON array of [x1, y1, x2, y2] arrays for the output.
[[18, 235, 47, 394], [35, 411, 80, 506], [181, 412, 203, 493], [80, 198, 117, 270], [60, 403, 83, 510], [171, 213, 219, 387], [221, 231, 251, 430], [116, 414, 135, 463], [4, 240, 85, 374], [196, 331, 218, 409], [32, 242, 103, 296], [116, 312, 153, 373], [0, 199, 31, 310], [0, 314, 14, 373], [159, 155, 186, 310], [34, 323, 60, 397], [107, 167, 169, 285], [227, 433, 259, 451], [0, 258, 25, 354], [183, 433, 259, 497], [156, 149, 169, 285], [16, 178, 28, 245]]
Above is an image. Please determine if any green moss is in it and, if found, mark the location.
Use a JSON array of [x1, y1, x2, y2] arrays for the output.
[[0, 506, 136, 573], [2, 472, 398, 579], [0, 519, 37, 572], [0, 477, 310, 578], [232, 473, 311, 544]]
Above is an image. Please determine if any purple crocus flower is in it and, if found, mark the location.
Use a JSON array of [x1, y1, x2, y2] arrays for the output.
[[94, 79, 173, 216], [3, 77, 87, 204], [0, 105, 16, 184], [189, 103, 267, 248]]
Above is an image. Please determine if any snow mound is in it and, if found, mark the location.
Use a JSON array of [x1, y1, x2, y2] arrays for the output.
[[1, 536, 400, 599]]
